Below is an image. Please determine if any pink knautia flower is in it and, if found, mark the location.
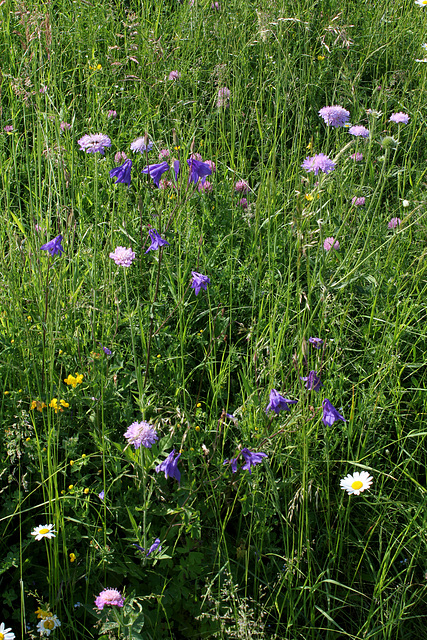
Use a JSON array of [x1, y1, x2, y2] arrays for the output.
[[78, 133, 111, 154], [323, 237, 339, 251], [95, 588, 125, 610], [191, 271, 211, 295], [109, 246, 136, 267], [115, 151, 128, 164], [4, 125, 13, 133], [130, 137, 153, 153], [217, 86, 230, 107], [168, 70, 181, 80], [145, 228, 170, 253], [348, 125, 369, 138], [302, 154, 335, 176], [389, 112, 409, 124], [204, 160, 216, 173], [238, 197, 248, 209], [109, 159, 132, 186], [211, 2, 220, 9], [39, 85, 47, 93], [235, 180, 249, 193], [158, 148, 170, 160], [60, 122, 71, 131], [318, 105, 350, 128], [107, 110, 117, 118], [352, 197, 365, 206], [350, 152, 363, 161], [388, 217, 402, 229], [124, 421, 158, 450], [198, 180, 212, 193], [191, 152, 203, 161]]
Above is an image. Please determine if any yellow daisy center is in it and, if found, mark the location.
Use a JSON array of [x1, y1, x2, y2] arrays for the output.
[[351, 480, 363, 490], [1, 631, 5, 640], [43, 620, 55, 630], [39, 528, 50, 534]]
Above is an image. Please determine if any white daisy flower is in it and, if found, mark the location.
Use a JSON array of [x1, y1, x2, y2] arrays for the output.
[[31, 524, 56, 541], [36, 615, 61, 637], [415, 0, 427, 6], [340, 471, 373, 495], [0, 622, 16, 640]]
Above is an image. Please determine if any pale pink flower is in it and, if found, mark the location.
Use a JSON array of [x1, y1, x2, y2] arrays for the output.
[[323, 237, 339, 251], [95, 588, 125, 610]]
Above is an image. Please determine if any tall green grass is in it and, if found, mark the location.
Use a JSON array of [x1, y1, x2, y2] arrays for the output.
[[1, 0, 427, 638]]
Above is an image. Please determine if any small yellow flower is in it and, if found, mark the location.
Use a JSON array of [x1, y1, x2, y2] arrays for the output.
[[157, 354, 161, 358], [68, 485, 74, 491], [174, 145, 180, 150], [18, 389, 22, 393], [84, 488, 89, 494], [35, 608, 52, 619], [60, 400, 69, 408], [64, 373, 83, 388], [27, 316, 32, 321], [196, 403, 202, 408], [59, 349, 63, 354], [96, 64, 102, 70], [69, 460, 74, 466], [82, 454, 86, 458], [61, 490, 65, 494], [26, 437, 31, 442], [317, 55, 325, 61], [69, 553, 76, 562], [195, 426, 200, 432], [306, 141, 313, 151], [11, 339, 14, 344], [305, 193, 314, 201], [4, 391, 9, 395], [190, 447, 194, 451]]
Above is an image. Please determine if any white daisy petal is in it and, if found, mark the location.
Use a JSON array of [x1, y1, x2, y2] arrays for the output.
[[31, 524, 57, 541]]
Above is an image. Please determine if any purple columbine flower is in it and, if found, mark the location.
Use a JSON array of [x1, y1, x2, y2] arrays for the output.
[[266, 389, 298, 414], [350, 152, 363, 161], [187, 158, 212, 185], [389, 112, 409, 124], [301, 153, 335, 176], [300, 370, 323, 392], [124, 421, 158, 450], [388, 217, 402, 229], [168, 70, 181, 80], [102, 345, 112, 356], [173, 160, 180, 181], [40, 234, 64, 257], [318, 105, 350, 128], [145, 229, 170, 253], [142, 161, 170, 187], [130, 137, 154, 153], [205, 160, 216, 173], [309, 337, 323, 349], [109, 246, 136, 267], [155, 449, 181, 482], [323, 237, 339, 251], [348, 125, 369, 138], [352, 196, 365, 206], [78, 133, 111, 154], [322, 399, 346, 427], [241, 448, 268, 474], [191, 271, 211, 295], [146, 538, 161, 556], [109, 159, 132, 186]]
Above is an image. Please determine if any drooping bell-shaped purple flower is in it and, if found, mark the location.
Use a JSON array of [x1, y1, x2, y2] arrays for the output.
[[173, 160, 180, 181], [191, 271, 210, 295], [187, 158, 212, 185], [300, 370, 323, 392], [145, 228, 170, 253], [155, 449, 181, 482], [109, 159, 132, 185], [266, 389, 298, 414], [141, 161, 170, 188], [322, 399, 346, 427], [40, 234, 64, 257], [240, 448, 268, 474]]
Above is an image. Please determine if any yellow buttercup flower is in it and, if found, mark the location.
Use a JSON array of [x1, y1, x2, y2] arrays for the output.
[[64, 373, 83, 388], [69, 553, 76, 562]]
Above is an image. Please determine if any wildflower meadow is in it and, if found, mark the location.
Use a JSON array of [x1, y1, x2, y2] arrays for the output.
[[1, 0, 427, 638]]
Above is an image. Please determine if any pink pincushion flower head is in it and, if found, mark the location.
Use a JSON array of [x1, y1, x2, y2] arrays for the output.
[[352, 197, 365, 206], [318, 105, 350, 128], [95, 588, 125, 610], [78, 133, 111, 154], [389, 112, 409, 124], [302, 153, 335, 176], [109, 246, 136, 267], [348, 125, 369, 138], [323, 237, 339, 251], [168, 70, 181, 81], [235, 180, 249, 193], [388, 217, 401, 229]]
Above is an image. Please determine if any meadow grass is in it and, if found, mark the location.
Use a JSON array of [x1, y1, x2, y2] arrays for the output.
[[1, 0, 427, 638]]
